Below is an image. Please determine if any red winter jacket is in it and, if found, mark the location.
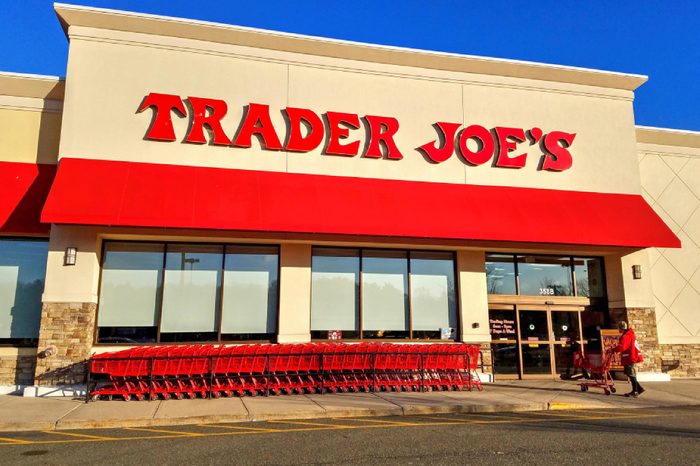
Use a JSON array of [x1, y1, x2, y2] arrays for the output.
[[612, 329, 644, 366]]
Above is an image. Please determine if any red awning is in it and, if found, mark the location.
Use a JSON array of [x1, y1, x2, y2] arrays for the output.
[[41, 158, 680, 249], [0, 161, 56, 234]]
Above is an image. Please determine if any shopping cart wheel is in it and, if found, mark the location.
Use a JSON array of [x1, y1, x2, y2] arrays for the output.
[[604, 389, 611, 396], [89, 394, 100, 402], [580, 385, 587, 392], [610, 387, 617, 393]]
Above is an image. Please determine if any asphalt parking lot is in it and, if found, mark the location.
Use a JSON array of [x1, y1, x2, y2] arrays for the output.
[[0, 406, 698, 465]]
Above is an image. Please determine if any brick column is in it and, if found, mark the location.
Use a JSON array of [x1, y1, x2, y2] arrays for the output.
[[34, 302, 97, 385], [609, 307, 661, 372]]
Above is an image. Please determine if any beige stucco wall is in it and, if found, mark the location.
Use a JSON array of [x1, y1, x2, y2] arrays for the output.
[[638, 129, 700, 344], [57, 25, 642, 195], [0, 98, 62, 165]]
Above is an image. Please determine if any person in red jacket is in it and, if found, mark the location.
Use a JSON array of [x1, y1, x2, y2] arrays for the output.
[[612, 321, 645, 397]]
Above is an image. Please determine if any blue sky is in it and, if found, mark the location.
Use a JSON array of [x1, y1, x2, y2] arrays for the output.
[[1, 1, 698, 130]]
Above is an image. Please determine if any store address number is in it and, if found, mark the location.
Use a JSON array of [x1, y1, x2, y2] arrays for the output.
[[539, 288, 555, 296]]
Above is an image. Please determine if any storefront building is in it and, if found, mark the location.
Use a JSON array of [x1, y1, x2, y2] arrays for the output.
[[1, 4, 699, 389]]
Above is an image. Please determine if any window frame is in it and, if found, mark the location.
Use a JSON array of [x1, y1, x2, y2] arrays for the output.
[[94, 240, 281, 346], [310, 247, 460, 342], [0, 236, 49, 347]]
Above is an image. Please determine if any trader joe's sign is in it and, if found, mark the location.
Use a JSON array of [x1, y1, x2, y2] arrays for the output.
[[138, 92, 576, 171]]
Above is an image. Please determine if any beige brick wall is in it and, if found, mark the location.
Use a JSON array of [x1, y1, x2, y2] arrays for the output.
[[659, 344, 700, 378], [34, 302, 96, 385]]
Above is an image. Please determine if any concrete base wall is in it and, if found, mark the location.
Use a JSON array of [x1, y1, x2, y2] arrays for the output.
[[34, 302, 96, 385]]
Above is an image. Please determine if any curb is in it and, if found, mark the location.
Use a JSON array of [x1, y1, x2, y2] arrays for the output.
[[3, 401, 556, 432]]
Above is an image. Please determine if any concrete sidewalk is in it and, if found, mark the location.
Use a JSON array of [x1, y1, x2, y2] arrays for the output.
[[1, 379, 697, 432]]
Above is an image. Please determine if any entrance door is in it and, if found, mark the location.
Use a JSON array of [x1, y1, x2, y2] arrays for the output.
[[490, 305, 584, 379]]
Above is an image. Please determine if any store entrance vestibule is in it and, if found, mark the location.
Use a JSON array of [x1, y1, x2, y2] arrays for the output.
[[490, 303, 591, 379]]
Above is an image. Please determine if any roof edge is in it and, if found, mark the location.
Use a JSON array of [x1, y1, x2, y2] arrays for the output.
[[636, 125, 700, 149], [54, 3, 648, 92], [0, 71, 65, 101]]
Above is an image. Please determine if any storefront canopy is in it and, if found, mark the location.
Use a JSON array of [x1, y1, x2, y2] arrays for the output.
[[41, 158, 680, 249], [0, 161, 55, 234]]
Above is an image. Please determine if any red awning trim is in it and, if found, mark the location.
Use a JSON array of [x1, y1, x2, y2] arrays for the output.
[[41, 158, 680, 249], [0, 161, 56, 234]]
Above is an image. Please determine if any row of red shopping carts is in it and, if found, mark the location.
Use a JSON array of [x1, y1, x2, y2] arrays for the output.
[[87, 343, 483, 401]]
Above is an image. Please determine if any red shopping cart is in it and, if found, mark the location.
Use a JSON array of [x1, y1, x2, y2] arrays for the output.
[[575, 351, 616, 395]]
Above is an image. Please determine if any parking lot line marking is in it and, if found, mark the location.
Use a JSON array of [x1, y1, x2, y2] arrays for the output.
[[42, 431, 114, 440], [267, 420, 355, 429], [125, 427, 204, 437], [343, 418, 419, 426], [198, 424, 281, 433], [0, 437, 32, 445]]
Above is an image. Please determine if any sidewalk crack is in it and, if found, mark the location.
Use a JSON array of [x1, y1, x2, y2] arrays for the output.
[[372, 392, 406, 415], [53, 401, 84, 431]]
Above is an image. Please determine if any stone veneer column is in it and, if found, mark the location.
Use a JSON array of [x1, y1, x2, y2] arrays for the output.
[[34, 302, 97, 385], [608, 307, 661, 372], [0, 348, 37, 385]]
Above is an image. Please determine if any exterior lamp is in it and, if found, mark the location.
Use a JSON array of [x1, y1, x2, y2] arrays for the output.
[[632, 264, 642, 280], [64, 247, 78, 266]]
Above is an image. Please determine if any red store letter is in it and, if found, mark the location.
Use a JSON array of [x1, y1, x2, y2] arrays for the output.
[[417, 122, 461, 163], [364, 115, 403, 160], [494, 127, 527, 168], [325, 112, 361, 156], [284, 107, 324, 152], [137, 92, 186, 141], [458, 125, 495, 165], [233, 103, 283, 150], [184, 97, 232, 145], [542, 131, 575, 171]]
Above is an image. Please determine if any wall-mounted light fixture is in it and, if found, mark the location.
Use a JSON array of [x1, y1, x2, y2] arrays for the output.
[[632, 264, 642, 280], [64, 247, 77, 266]]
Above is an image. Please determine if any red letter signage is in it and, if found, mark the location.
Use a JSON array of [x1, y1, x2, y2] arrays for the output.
[[364, 115, 403, 160], [325, 112, 361, 156], [138, 93, 186, 141], [184, 97, 231, 145], [232, 103, 283, 150], [284, 107, 325, 152], [417, 122, 461, 163], [542, 131, 576, 171], [494, 127, 527, 168]]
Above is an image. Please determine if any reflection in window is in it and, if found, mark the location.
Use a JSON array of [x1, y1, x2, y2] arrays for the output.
[[574, 257, 604, 297], [485, 254, 516, 295], [0, 239, 48, 344], [160, 244, 223, 342], [517, 255, 573, 296]]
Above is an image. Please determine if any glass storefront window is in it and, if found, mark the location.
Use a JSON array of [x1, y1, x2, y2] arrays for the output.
[[311, 248, 360, 339], [97, 242, 163, 343], [551, 311, 580, 342], [489, 309, 517, 341], [221, 246, 278, 341], [574, 257, 604, 297], [362, 250, 409, 339], [96, 242, 280, 344], [517, 255, 573, 296], [310, 248, 458, 341], [0, 239, 48, 344], [485, 254, 516, 295], [160, 244, 223, 342], [486, 253, 605, 298], [410, 252, 457, 340]]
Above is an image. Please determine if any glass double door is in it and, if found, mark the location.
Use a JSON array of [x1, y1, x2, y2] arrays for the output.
[[491, 306, 583, 379]]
